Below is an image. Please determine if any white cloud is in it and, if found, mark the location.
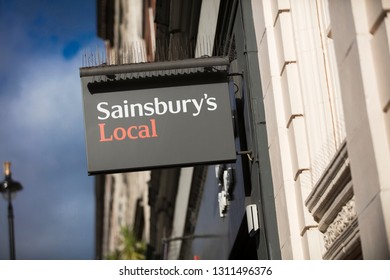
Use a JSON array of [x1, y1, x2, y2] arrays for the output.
[[9, 55, 83, 138]]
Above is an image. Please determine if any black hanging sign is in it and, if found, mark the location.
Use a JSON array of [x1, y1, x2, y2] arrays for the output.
[[80, 57, 236, 175]]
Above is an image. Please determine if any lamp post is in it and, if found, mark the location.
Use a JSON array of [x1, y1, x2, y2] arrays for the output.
[[0, 162, 23, 260]]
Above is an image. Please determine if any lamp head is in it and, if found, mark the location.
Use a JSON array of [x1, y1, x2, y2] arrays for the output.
[[1, 162, 23, 195], [4, 161, 11, 177]]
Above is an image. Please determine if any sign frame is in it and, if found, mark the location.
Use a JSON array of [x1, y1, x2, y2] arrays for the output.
[[80, 57, 237, 175]]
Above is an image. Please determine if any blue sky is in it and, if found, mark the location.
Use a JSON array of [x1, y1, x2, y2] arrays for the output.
[[0, 0, 103, 259]]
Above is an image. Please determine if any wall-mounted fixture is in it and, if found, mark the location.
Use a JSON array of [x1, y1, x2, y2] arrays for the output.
[[246, 204, 260, 237], [216, 165, 235, 218], [218, 190, 229, 218]]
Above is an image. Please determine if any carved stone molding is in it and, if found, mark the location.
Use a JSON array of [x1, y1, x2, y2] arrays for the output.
[[305, 141, 362, 259], [323, 218, 361, 260], [324, 197, 356, 250], [305, 141, 352, 224]]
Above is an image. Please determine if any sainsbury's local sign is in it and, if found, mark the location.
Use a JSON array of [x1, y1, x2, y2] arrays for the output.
[[80, 58, 236, 175]]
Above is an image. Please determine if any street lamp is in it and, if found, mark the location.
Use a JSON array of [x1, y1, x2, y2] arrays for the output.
[[0, 162, 23, 260]]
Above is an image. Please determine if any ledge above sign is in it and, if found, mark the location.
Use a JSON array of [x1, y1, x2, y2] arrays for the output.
[[80, 57, 237, 175]]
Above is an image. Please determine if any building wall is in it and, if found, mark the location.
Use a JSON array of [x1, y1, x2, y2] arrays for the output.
[[328, 0, 390, 259], [252, 0, 390, 259], [101, 172, 150, 258], [195, 0, 221, 57], [252, 0, 339, 260], [106, 0, 153, 64], [166, 167, 193, 260]]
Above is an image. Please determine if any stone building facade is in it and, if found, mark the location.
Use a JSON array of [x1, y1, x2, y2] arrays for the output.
[[92, 0, 390, 260]]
